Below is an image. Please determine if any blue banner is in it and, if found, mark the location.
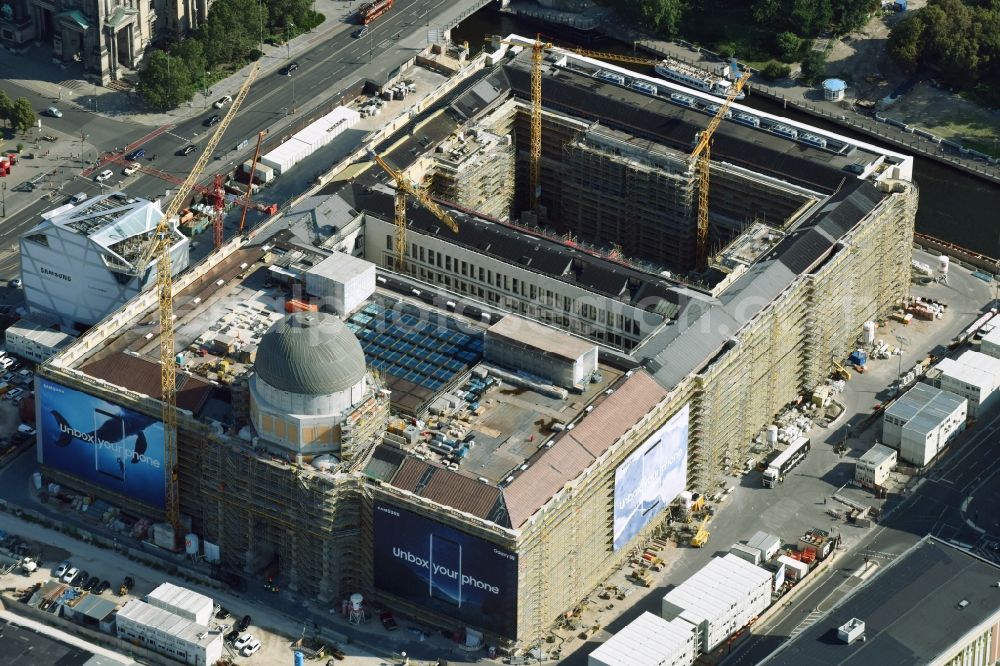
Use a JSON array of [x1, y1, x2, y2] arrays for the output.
[[613, 403, 689, 550], [373, 502, 518, 638], [38, 380, 166, 508]]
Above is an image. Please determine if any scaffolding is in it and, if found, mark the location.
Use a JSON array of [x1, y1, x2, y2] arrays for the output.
[[431, 127, 516, 220]]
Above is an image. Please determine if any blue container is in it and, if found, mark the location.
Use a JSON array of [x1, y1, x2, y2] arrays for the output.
[[294, 652, 304, 666]]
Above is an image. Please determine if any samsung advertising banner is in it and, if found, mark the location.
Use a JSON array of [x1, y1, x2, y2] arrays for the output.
[[613, 403, 689, 551], [373, 502, 518, 638], [37, 380, 166, 508]]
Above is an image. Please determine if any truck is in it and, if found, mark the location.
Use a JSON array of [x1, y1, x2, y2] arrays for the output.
[[358, 0, 393, 24], [762, 437, 811, 487]]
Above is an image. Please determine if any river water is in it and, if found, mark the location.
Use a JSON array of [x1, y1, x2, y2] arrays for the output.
[[451, 8, 1000, 257]]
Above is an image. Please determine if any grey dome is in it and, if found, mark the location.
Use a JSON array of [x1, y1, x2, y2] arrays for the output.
[[254, 312, 366, 395]]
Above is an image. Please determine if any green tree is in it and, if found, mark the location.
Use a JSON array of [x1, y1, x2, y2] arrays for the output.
[[776, 31, 802, 61], [0, 89, 12, 128], [200, 0, 268, 67], [791, 0, 833, 36], [608, 0, 687, 36], [752, 0, 782, 24], [800, 49, 828, 83], [11, 97, 36, 133], [761, 60, 792, 79], [887, 14, 925, 72], [138, 50, 196, 110]]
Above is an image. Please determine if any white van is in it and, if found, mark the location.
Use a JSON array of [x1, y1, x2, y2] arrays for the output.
[[17, 424, 36, 436], [71, 192, 88, 204]]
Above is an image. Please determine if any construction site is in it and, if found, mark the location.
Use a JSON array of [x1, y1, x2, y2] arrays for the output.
[[31, 36, 916, 653]]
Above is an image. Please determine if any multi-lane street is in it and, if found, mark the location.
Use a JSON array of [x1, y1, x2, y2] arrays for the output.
[[0, 0, 471, 277]]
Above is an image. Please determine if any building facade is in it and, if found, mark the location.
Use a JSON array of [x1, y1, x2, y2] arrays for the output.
[[0, 0, 208, 84]]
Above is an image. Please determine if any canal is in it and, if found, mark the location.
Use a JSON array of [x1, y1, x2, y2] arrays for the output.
[[451, 7, 1000, 257]]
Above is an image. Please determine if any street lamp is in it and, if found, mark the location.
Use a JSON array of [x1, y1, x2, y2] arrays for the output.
[[895, 335, 909, 394], [286, 22, 294, 59], [1, 182, 6, 218]]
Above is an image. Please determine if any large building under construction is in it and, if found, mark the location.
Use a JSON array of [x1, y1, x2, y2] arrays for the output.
[[34, 38, 916, 652]]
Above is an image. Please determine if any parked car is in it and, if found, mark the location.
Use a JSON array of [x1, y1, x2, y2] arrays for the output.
[[8, 278, 22, 288], [70, 192, 88, 204], [241, 639, 261, 657], [352, 26, 369, 38], [95, 169, 114, 182], [84, 576, 101, 591], [215, 607, 230, 620], [95, 580, 111, 594], [233, 633, 253, 650], [225, 629, 240, 643], [54, 561, 71, 578], [379, 610, 398, 631], [279, 62, 299, 76], [178, 145, 197, 156], [17, 424, 36, 436], [125, 148, 145, 161], [213, 95, 233, 109], [123, 162, 141, 176], [61, 567, 79, 583], [203, 114, 221, 127], [45, 106, 63, 118], [237, 614, 252, 631], [70, 569, 88, 586]]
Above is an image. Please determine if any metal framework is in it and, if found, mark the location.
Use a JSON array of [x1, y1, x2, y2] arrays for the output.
[[212, 174, 225, 249], [239, 131, 267, 233], [129, 62, 259, 542], [370, 151, 459, 269], [691, 70, 751, 269]]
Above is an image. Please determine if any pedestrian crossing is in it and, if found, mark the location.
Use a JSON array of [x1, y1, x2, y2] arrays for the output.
[[789, 610, 825, 638], [58, 79, 85, 91]]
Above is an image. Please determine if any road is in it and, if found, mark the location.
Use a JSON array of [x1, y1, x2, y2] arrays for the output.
[[724, 385, 1000, 664], [0, 0, 465, 278]]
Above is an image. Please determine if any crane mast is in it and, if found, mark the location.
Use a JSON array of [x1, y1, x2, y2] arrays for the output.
[[132, 62, 260, 542]]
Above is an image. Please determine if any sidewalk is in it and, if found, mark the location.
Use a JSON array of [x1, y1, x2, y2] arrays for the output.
[[0, 0, 365, 128]]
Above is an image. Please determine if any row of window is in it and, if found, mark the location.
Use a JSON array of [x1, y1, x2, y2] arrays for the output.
[[389, 238, 644, 337]]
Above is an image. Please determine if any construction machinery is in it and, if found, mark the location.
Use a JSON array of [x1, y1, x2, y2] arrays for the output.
[[489, 35, 552, 211], [833, 359, 852, 381], [369, 150, 459, 269], [128, 62, 259, 546], [239, 131, 268, 233], [691, 69, 751, 269], [691, 516, 711, 548]]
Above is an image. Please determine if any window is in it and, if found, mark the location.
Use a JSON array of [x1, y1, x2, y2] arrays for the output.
[[386, 235, 393, 250], [445, 256, 452, 271], [428, 249, 435, 264], [479, 267, 485, 281], [419, 246, 425, 262], [461, 260, 468, 276]]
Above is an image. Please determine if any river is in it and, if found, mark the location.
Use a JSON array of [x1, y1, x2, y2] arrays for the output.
[[451, 8, 1000, 258]]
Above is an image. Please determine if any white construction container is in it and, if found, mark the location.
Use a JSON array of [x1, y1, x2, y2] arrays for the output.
[[145, 582, 214, 626], [260, 137, 311, 175], [747, 531, 782, 560], [589, 612, 697, 666], [304, 252, 377, 316], [776, 555, 809, 582], [661, 554, 772, 654], [862, 320, 876, 346], [241, 160, 275, 184], [729, 543, 762, 566]]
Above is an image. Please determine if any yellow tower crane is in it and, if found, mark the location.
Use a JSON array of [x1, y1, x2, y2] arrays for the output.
[[691, 69, 751, 269], [370, 150, 459, 270], [568, 48, 751, 269], [129, 62, 259, 544], [489, 35, 552, 211]]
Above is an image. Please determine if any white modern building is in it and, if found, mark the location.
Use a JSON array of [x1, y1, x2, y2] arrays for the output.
[[145, 582, 214, 626], [883, 382, 967, 467], [855, 443, 897, 488], [304, 252, 377, 317], [485, 315, 599, 390], [589, 611, 698, 666], [661, 553, 772, 654], [20, 192, 190, 329], [3, 315, 77, 363], [934, 350, 1000, 418], [115, 599, 222, 666]]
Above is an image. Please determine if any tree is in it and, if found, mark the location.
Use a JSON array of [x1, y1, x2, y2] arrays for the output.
[[888, 14, 925, 72], [0, 89, 12, 128], [11, 97, 36, 133], [761, 60, 792, 79], [607, 0, 687, 37], [138, 50, 196, 110], [752, 0, 781, 24], [776, 31, 802, 61], [800, 49, 828, 83]]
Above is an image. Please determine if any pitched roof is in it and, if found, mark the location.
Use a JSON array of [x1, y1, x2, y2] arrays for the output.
[[502, 370, 668, 527]]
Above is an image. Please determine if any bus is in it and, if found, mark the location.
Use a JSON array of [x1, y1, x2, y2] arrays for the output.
[[762, 437, 811, 488]]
